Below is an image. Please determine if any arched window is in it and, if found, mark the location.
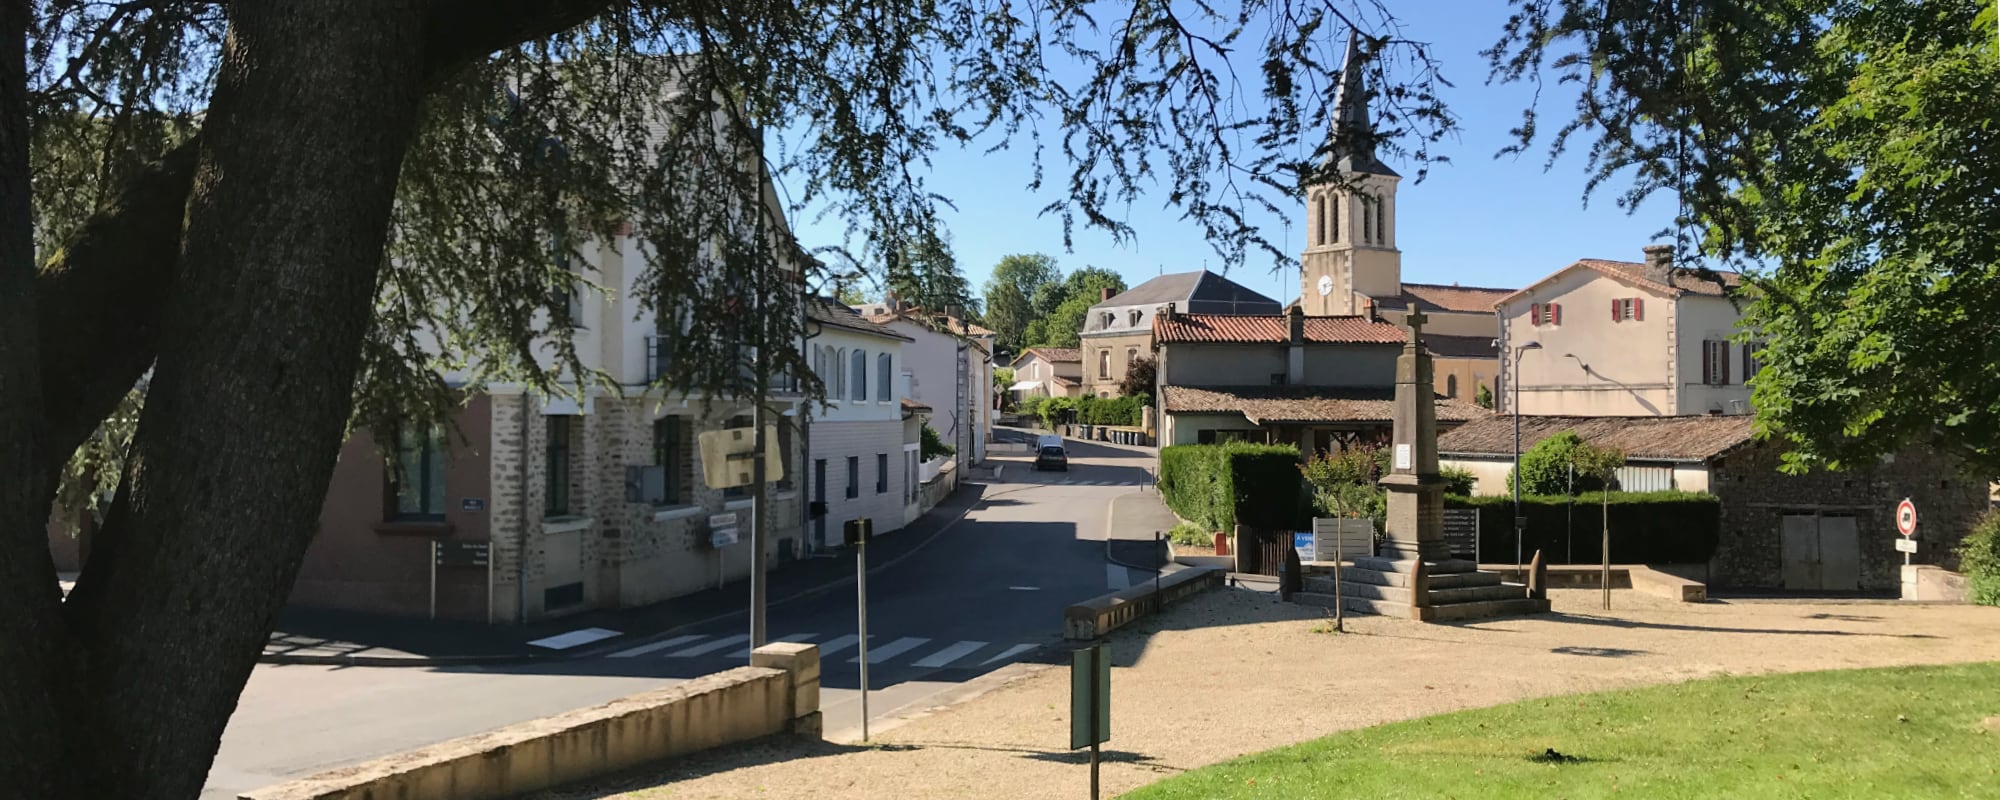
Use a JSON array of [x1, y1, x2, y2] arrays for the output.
[[851, 350, 868, 401], [1446, 374, 1459, 398], [834, 348, 846, 399], [1329, 195, 1339, 243], [1361, 197, 1373, 244], [877, 353, 892, 400], [1313, 195, 1325, 245], [1376, 197, 1387, 243]]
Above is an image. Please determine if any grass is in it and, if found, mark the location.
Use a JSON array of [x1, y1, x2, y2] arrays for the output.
[[1122, 662, 2000, 799]]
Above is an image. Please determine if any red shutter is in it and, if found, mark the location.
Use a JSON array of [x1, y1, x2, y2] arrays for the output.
[[1611, 299, 1620, 321], [1634, 298, 1644, 321], [1529, 303, 1541, 326], [1551, 303, 1562, 325]]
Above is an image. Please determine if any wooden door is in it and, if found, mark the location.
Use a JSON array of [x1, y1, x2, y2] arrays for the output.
[[1818, 515, 1860, 591], [1780, 514, 1819, 590]]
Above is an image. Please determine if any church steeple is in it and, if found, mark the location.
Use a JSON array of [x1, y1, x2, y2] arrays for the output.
[[1325, 30, 1398, 178], [1298, 28, 1403, 317]]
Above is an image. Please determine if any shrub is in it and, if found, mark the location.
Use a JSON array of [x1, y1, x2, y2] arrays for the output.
[[1958, 510, 2000, 606], [1508, 431, 1623, 495], [1159, 441, 1303, 532], [1439, 465, 1477, 496], [1038, 395, 1077, 429], [1445, 491, 1720, 565], [1014, 395, 1047, 423], [1474, 383, 1494, 409], [920, 424, 955, 460], [1075, 393, 1146, 426], [1167, 521, 1211, 547]]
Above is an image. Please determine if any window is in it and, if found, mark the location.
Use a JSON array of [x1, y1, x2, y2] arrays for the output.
[[846, 456, 860, 499], [649, 417, 683, 505], [1361, 197, 1373, 244], [549, 235, 584, 329], [1702, 340, 1732, 385], [877, 353, 892, 400], [851, 350, 868, 401], [834, 348, 847, 399], [876, 454, 889, 494], [1100, 312, 1114, 329], [1530, 302, 1563, 326], [1126, 347, 1137, 368], [545, 416, 573, 517], [724, 415, 752, 499], [1611, 297, 1643, 322], [1445, 374, 1459, 398], [392, 425, 447, 520], [776, 419, 795, 491], [1098, 349, 1110, 379], [1741, 342, 1761, 383], [1314, 195, 1327, 245], [1375, 196, 1386, 242], [1328, 195, 1339, 243], [1128, 310, 1141, 326]]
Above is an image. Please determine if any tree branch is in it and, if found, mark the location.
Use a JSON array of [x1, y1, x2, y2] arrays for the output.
[[422, 0, 616, 78]]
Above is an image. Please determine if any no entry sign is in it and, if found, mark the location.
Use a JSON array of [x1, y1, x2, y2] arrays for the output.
[[1896, 498, 1918, 537]]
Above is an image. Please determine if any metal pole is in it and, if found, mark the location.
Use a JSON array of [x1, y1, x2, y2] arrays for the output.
[[1512, 351, 1523, 574], [857, 537, 870, 742], [1601, 491, 1611, 610], [749, 286, 770, 649], [486, 550, 495, 625], [1089, 644, 1102, 800], [430, 540, 438, 621], [1567, 461, 1574, 564], [1333, 519, 1344, 632]]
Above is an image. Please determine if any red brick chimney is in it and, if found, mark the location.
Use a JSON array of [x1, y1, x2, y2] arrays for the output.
[[1100, 287, 1114, 302]]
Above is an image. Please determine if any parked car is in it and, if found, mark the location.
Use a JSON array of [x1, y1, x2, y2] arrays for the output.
[[1034, 444, 1069, 471], [1036, 434, 1063, 450]]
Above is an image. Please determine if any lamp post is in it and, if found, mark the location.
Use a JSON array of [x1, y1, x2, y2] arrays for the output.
[[1511, 341, 1542, 574]]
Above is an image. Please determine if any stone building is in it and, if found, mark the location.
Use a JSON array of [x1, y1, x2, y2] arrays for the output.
[[1080, 271, 1280, 398]]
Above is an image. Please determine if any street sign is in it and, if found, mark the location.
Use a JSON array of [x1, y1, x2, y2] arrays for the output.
[[460, 497, 486, 512], [1292, 532, 1316, 563], [697, 425, 785, 489], [709, 527, 740, 548], [1895, 538, 1919, 554], [1896, 498, 1918, 537], [1070, 644, 1110, 749], [844, 518, 874, 546], [434, 540, 490, 567], [709, 512, 739, 529]]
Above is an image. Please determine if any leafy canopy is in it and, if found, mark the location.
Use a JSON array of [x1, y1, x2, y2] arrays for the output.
[[1024, 266, 1126, 348], [1507, 431, 1626, 496]]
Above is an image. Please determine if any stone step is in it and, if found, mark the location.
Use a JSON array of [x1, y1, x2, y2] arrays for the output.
[[1314, 566, 1508, 591], [1431, 571, 1505, 590], [1293, 592, 1411, 619], [1311, 579, 1412, 603], [1421, 597, 1550, 622], [1351, 556, 1480, 575], [1428, 583, 1529, 604]]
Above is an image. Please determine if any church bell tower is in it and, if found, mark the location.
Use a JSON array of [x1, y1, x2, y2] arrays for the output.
[[1300, 30, 1403, 317]]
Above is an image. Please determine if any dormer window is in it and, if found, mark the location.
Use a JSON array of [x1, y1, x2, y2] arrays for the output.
[[1100, 312, 1115, 329], [1128, 310, 1142, 326]]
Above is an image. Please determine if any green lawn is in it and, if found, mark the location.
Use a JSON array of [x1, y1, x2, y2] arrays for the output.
[[1124, 662, 2000, 799]]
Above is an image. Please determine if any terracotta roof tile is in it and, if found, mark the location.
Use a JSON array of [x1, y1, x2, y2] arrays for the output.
[[807, 297, 914, 341], [1436, 414, 1755, 462], [1398, 283, 1515, 313], [1021, 347, 1081, 364], [900, 398, 932, 413], [1154, 313, 1405, 345], [1161, 385, 1483, 425], [1502, 259, 1744, 306]]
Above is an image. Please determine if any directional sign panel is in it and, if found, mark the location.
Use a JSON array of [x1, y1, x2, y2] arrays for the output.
[[697, 425, 785, 489]]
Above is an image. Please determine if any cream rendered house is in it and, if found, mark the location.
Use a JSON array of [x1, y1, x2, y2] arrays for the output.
[[1008, 347, 1083, 399], [1497, 245, 1750, 417]]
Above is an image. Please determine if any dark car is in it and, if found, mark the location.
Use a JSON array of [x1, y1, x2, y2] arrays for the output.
[[1034, 444, 1069, 471]]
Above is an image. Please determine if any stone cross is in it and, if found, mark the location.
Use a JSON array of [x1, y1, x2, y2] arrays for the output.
[[1403, 309, 1427, 342]]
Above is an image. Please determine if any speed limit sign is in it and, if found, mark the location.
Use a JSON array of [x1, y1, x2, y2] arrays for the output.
[[1896, 498, 1918, 537]]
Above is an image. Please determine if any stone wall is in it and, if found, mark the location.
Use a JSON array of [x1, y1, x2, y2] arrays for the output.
[[1708, 440, 1987, 592]]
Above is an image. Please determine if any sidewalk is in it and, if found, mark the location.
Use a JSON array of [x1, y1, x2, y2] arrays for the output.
[[261, 483, 989, 666], [1104, 490, 1180, 574]]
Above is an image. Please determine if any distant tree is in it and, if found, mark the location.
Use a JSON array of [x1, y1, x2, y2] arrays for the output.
[[1024, 267, 1127, 348], [1475, 383, 1494, 410], [886, 229, 979, 318], [1508, 432, 1626, 496], [983, 253, 1061, 354], [837, 286, 869, 306], [1118, 356, 1158, 401], [993, 367, 1016, 410]]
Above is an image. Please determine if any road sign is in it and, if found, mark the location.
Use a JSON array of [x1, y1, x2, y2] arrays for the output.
[[1895, 538, 1919, 554], [709, 527, 739, 548], [434, 540, 490, 567], [697, 425, 785, 489], [1070, 644, 1110, 750], [1897, 498, 1918, 537]]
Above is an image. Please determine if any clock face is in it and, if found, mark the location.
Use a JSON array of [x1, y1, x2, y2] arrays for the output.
[[1316, 275, 1334, 296]]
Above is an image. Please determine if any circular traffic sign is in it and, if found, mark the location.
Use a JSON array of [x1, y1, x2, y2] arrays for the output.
[[1896, 498, 1918, 537]]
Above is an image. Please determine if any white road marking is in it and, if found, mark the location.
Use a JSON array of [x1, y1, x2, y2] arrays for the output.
[[526, 627, 622, 650], [1008, 586, 1041, 591], [815, 634, 864, 658], [729, 632, 817, 658], [853, 636, 931, 664], [912, 640, 988, 669], [666, 634, 750, 657], [607, 634, 705, 658], [1107, 564, 1131, 589], [981, 643, 1038, 665]]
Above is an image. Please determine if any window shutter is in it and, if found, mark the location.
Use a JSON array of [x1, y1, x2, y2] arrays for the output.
[[1633, 298, 1644, 321], [1719, 343, 1731, 385], [1611, 299, 1620, 321], [1530, 303, 1543, 326], [1702, 341, 1716, 384], [1550, 303, 1562, 325]]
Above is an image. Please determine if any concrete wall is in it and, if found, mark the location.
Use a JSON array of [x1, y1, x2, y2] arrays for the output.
[[294, 396, 496, 621], [1080, 331, 1152, 398], [1298, 344, 1399, 386], [1500, 266, 1677, 416], [1160, 343, 1287, 386], [884, 318, 989, 465], [1707, 441, 1987, 592], [1674, 294, 1753, 415], [243, 643, 822, 800]]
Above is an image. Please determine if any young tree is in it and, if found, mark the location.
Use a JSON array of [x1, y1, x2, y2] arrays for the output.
[[982, 253, 1060, 353], [1118, 355, 1159, 401], [1024, 267, 1127, 348], [1, 2, 1458, 795], [1490, 0, 2000, 474]]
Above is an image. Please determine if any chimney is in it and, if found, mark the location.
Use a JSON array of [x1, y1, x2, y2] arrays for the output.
[[1287, 304, 1305, 344], [1161, 302, 1176, 321], [885, 290, 900, 313], [1363, 298, 1378, 322], [1642, 244, 1675, 283], [1101, 287, 1114, 302]]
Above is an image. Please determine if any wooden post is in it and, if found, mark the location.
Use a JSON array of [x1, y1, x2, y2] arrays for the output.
[[1527, 549, 1546, 601]]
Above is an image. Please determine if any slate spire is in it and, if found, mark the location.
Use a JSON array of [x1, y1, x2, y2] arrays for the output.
[[1326, 29, 1398, 178]]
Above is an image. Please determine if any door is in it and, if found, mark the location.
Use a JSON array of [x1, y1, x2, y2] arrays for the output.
[[1780, 515, 1818, 589], [813, 459, 828, 547], [1818, 516, 1860, 591]]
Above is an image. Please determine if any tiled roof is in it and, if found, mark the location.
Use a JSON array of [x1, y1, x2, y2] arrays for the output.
[[900, 398, 933, 413], [1154, 313, 1405, 345], [1086, 271, 1281, 333], [1161, 385, 1484, 425], [1049, 374, 1081, 388], [1424, 334, 1499, 359], [807, 297, 914, 341], [1436, 414, 1755, 462], [861, 310, 992, 353], [1021, 347, 1081, 364], [1398, 283, 1515, 314], [1501, 259, 1744, 306]]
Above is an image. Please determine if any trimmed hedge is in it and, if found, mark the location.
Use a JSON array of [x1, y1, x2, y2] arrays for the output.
[[1445, 491, 1720, 565], [1159, 442, 1304, 532], [1959, 509, 2000, 606]]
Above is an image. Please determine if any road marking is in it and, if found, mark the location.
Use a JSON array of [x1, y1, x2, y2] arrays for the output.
[[853, 636, 931, 664], [527, 627, 622, 650], [607, 634, 705, 658], [912, 640, 988, 668], [815, 634, 863, 658], [1008, 585, 1040, 591], [981, 643, 1039, 665], [666, 634, 750, 657], [729, 632, 817, 658], [1107, 564, 1131, 589]]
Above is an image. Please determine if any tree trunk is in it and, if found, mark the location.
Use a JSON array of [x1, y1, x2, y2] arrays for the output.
[[3, 2, 432, 796]]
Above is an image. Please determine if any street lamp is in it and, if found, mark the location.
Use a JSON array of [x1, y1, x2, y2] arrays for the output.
[[1511, 340, 1542, 574]]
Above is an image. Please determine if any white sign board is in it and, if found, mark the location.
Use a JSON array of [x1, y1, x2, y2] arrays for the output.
[[1293, 532, 1315, 563], [1894, 538, 1918, 554], [710, 527, 740, 548], [1393, 443, 1412, 471], [709, 512, 739, 529]]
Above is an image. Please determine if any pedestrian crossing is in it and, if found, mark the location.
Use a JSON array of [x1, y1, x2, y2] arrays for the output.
[[606, 630, 1043, 671]]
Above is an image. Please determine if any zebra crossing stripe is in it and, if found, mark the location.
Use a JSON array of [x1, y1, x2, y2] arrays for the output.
[[666, 634, 749, 657], [981, 643, 1037, 665], [729, 632, 817, 658], [912, 640, 988, 668], [854, 636, 930, 664], [608, 634, 704, 658], [814, 634, 863, 658]]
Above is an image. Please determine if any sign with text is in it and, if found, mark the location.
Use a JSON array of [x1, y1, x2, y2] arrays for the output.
[[460, 497, 486, 512], [709, 527, 740, 548], [1070, 644, 1110, 750], [433, 540, 490, 567], [1293, 532, 1315, 563], [1894, 538, 1919, 554], [1896, 498, 1918, 537], [1442, 509, 1480, 560]]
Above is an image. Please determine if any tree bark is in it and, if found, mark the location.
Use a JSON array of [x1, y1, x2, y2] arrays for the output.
[[29, 1, 433, 795]]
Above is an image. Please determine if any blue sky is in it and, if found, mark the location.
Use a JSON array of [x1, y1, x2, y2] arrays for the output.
[[788, 2, 1679, 307]]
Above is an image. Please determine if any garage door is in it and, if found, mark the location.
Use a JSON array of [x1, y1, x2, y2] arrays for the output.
[[1780, 513, 1860, 592]]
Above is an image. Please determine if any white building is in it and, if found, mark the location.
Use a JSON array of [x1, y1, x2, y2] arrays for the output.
[[856, 298, 995, 469], [802, 298, 918, 549]]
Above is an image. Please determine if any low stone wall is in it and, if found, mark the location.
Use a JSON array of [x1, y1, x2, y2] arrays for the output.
[[242, 644, 822, 800], [1902, 565, 1972, 602], [1064, 566, 1225, 640], [917, 462, 958, 515]]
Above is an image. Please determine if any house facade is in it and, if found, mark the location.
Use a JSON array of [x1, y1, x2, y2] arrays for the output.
[[859, 299, 995, 470], [1152, 306, 1480, 452], [803, 298, 916, 551], [1496, 245, 1752, 417], [1438, 414, 1988, 593], [1081, 272, 1281, 398], [1008, 347, 1083, 399]]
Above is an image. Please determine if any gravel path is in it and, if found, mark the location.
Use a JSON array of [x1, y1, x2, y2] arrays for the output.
[[533, 589, 2000, 800]]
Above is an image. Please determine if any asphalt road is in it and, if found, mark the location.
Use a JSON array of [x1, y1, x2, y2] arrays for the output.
[[203, 428, 1160, 799]]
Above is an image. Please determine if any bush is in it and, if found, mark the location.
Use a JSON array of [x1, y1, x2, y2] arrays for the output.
[[1167, 521, 1211, 547], [1445, 491, 1720, 565], [1509, 431, 1621, 495], [1439, 465, 1477, 496], [1958, 510, 2000, 606], [1159, 441, 1304, 532], [1038, 395, 1077, 429], [1014, 395, 1047, 424], [920, 424, 955, 460]]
